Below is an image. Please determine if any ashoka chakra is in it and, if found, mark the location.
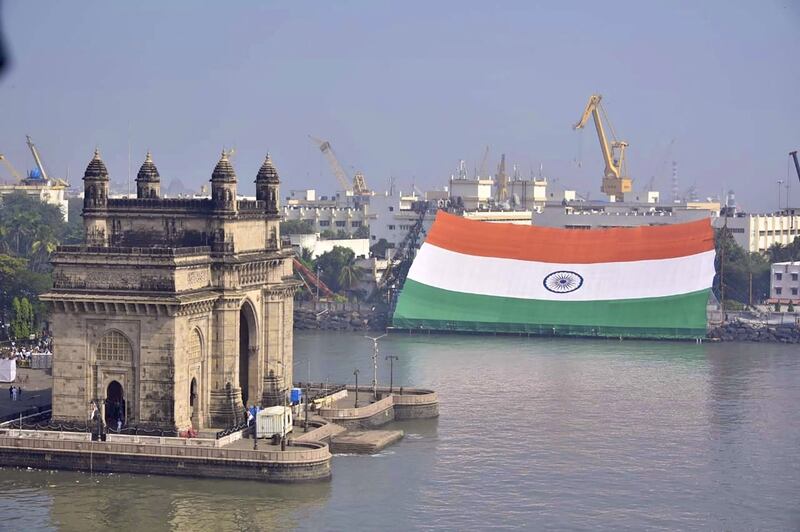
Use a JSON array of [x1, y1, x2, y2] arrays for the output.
[[543, 271, 583, 293]]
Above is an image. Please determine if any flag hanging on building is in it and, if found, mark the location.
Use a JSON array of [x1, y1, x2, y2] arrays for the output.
[[392, 211, 716, 339]]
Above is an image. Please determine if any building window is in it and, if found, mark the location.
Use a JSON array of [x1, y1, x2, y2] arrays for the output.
[[187, 329, 202, 360], [319, 220, 330, 227], [97, 330, 132, 362], [775, 273, 782, 281], [729, 228, 745, 234], [350, 221, 362, 228], [389, 206, 394, 212], [335, 221, 346, 227], [792, 288, 798, 296], [775, 287, 782, 295], [388, 225, 395, 230], [792, 273, 798, 282]]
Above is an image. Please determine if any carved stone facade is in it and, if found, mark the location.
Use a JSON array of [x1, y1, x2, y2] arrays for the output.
[[41, 151, 297, 431]]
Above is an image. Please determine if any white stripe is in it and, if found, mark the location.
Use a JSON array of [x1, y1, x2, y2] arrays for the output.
[[407, 244, 715, 302]]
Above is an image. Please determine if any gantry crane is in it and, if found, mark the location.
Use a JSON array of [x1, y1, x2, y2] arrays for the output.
[[0, 153, 22, 182], [574, 94, 633, 201], [791, 150, 800, 187], [309, 136, 370, 194]]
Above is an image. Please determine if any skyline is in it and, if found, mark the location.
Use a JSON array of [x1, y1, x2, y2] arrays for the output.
[[1, 1, 799, 211]]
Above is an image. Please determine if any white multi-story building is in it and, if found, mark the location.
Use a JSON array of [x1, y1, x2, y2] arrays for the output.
[[770, 261, 800, 304], [716, 209, 800, 253]]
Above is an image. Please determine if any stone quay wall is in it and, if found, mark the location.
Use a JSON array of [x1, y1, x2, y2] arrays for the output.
[[0, 432, 331, 482], [708, 322, 800, 343], [294, 301, 387, 332], [317, 386, 438, 429]]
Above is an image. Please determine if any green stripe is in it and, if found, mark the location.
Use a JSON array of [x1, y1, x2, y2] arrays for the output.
[[393, 279, 710, 339]]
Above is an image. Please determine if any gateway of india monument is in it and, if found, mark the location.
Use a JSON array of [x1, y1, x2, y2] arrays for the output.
[[40, 149, 298, 432]]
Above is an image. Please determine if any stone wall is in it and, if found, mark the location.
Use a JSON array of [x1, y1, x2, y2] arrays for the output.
[[708, 322, 800, 343], [0, 434, 331, 482], [294, 302, 387, 332]]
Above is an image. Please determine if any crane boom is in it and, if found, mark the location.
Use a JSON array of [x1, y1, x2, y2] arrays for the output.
[[310, 136, 352, 192], [0, 154, 22, 182], [573, 94, 632, 200], [26, 135, 49, 181], [791, 151, 800, 186]]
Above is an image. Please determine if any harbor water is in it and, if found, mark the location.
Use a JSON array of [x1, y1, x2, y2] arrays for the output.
[[1, 331, 798, 530]]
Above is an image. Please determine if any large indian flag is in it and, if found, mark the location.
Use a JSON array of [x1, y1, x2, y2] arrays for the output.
[[392, 212, 716, 339]]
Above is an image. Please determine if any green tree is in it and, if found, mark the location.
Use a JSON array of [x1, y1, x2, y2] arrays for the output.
[[319, 229, 337, 240], [354, 225, 370, 239], [715, 228, 771, 305], [314, 246, 356, 293], [338, 262, 364, 293], [10, 296, 30, 339], [20, 297, 34, 334], [280, 219, 315, 235]]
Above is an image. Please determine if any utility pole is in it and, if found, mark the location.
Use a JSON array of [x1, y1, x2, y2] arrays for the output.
[[365, 334, 387, 401], [385, 355, 398, 394]]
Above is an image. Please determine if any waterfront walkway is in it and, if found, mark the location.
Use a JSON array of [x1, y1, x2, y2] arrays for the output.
[[0, 368, 52, 421]]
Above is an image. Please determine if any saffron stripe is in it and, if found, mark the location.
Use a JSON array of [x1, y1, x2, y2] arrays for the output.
[[425, 211, 715, 264]]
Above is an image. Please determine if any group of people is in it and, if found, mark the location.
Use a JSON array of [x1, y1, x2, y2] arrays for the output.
[[8, 384, 23, 401], [0, 338, 53, 365]]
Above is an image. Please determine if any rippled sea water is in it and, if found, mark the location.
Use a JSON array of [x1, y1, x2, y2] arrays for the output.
[[1, 332, 798, 531]]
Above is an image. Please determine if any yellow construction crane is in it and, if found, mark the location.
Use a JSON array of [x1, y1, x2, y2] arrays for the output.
[[309, 136, 370, 194], [0, 153, 22, 182], [573, 94, 632, 201]]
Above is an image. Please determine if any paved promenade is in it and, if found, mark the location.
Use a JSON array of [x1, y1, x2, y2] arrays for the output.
[[0, 368, 52, 420]]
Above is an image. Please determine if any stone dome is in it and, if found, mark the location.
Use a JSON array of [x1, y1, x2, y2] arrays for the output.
[[136, 151, 160, 182], [211, 150, 236, 182], [83, 148, 109, 180], [256, 153, 280, 184]]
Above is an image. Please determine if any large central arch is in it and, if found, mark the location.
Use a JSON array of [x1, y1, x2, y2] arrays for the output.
[[239, 300, 259, 406]]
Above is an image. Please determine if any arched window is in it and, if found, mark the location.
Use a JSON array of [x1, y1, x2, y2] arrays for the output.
[[187, 329, 202, 360], [96, 330, 132, 362]]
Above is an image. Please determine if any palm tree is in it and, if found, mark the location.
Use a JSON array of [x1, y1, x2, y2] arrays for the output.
[[30, 225, 59, 272], [337, 262, 364, 295]]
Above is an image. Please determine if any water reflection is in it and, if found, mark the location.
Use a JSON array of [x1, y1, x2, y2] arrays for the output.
[[0, 468, 331, 532]]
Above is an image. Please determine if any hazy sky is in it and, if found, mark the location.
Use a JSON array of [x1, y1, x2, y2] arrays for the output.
[[1, 1, 798, 211]]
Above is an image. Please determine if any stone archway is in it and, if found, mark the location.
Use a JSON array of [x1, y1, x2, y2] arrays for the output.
[[239, 301, 259, 406], [105, 380, 125, 428], [189, 377, 199, 428]]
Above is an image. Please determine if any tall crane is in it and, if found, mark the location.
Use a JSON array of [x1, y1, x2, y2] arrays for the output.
[[573, 94, 633, 201], [790, 150, 800, 186], [0, 153, 22, 182], [26, 135, 49, 181], [309, 136, 370, 194]]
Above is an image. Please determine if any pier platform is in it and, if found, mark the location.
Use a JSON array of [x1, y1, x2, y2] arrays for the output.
[[330, 430, 404, 454]]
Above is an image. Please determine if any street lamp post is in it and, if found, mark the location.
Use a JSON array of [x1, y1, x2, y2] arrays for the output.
[[353, 369, 360, 408], [778, 180, 784, 211], [385, 355, 399, 394], [316, 266, 322, 300], [364, 334, 387, 401]]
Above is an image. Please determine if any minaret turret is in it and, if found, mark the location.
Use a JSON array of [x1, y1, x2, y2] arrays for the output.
[[211, 150, 237, 213], [82, 148, 110, 245], [255, 153, 280, 217], [83, 148, 109, 211], [136, 151, 161, 199]]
